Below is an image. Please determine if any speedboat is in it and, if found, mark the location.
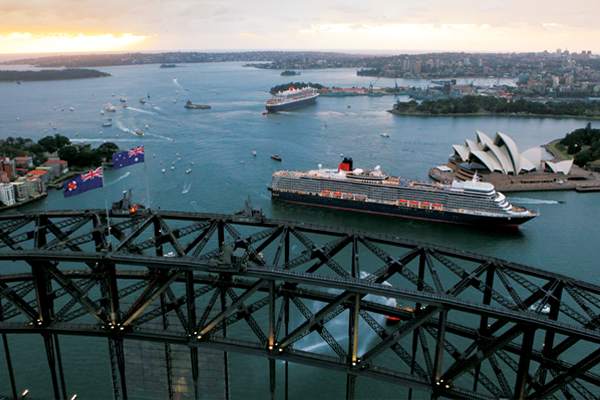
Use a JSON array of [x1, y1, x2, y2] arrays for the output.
[[271, 154, 282, 161], [102, 120, 112, 127], [380, 132, 390, 137]]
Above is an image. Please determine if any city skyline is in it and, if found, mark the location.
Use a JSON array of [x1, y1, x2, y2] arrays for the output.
[[0, 0, 599, 55]]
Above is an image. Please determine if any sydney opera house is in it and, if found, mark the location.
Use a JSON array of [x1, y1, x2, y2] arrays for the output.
[[447, 130, 573, 177], [429, 130, 589, 191]]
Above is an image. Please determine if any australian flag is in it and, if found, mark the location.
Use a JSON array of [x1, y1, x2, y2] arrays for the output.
[[112, 145, 145, 169], [63, 167, 104, 198]]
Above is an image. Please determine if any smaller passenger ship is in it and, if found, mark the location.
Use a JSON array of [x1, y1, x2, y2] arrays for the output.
[[265, 86, 319, 113], [106, 103, 117, 112]]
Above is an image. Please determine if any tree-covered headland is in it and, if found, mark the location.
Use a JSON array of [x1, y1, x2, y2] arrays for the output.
[[1, 134, 119, 169], [269, 82, 324, 94], [558, 123, 600, 167], [392, 95, 600, 118], [0, 68, 110, 82]]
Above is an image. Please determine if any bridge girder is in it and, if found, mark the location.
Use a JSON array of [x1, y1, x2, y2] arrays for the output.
[[0, 209, 599, 399]]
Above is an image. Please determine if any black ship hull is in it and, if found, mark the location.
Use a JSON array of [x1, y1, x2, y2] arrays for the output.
[[266, 95, 318, 112], [268, 189, 535, 227]]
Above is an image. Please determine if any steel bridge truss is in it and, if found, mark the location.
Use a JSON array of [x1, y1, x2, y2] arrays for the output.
[[0, 209, 600, 399]]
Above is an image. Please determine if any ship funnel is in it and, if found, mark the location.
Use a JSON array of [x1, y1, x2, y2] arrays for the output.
[[338, 157, 353, 172]]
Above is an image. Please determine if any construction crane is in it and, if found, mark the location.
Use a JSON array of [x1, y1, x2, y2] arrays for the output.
[[369, 76, 381, 94]]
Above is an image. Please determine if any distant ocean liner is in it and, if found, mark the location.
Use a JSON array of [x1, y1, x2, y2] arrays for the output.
[[265, 86, 319, 112], [268, 157, 539, 227]]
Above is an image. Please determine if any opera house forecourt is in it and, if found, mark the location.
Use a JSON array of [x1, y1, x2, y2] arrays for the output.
[[429, 130, 600, 192]]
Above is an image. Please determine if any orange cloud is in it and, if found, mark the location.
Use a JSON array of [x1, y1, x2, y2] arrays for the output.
[[0, 32, 148, 54]]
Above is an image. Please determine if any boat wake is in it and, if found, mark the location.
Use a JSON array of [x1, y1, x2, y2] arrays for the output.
[[117, 123, 131, 133], [145, 132, 175, 141], [107, 172, 130, 186], [182, 182, 191, 194], [173, 78, 183, 89], [508, 197, 564, 205], [124, 106, 155, 115]]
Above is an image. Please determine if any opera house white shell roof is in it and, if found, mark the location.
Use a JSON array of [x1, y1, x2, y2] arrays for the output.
[[546, 159, 574, 175], [452, 131, 547, 175]]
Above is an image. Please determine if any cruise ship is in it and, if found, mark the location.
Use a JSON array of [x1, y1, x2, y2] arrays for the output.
[[265, 86, 319, 112], [268, 157, 539, 227]]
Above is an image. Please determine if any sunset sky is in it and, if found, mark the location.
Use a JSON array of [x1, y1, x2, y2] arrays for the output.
[[1, 0, 599, 55]]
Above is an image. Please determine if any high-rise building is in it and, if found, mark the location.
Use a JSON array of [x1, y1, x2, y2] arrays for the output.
[[413, 61, 421, 74]]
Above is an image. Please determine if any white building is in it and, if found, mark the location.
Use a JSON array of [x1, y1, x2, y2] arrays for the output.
[[0, 183, 16, 207]]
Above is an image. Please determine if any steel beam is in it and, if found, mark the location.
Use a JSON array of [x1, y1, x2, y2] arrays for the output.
[[513, 328, 535, 399]]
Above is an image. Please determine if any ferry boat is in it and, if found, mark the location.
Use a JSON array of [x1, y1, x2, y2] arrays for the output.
[[265, 86, 319, 113], [268, 157, 539, 227], [184, 100, 211, 110]]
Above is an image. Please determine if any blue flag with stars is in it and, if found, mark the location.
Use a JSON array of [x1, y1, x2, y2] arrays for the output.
[[112, 145, 145, 169]]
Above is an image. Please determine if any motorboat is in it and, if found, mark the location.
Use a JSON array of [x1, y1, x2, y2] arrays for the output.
[[271, 154, 282, 161]]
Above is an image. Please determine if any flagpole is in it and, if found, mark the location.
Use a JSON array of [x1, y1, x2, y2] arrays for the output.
[[102, 163, 113, 248], [143, 143, 150, 208]]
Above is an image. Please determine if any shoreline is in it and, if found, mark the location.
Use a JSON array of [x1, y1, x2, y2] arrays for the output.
[[0, 193, 48, 213], [387, 109, 600, 120]]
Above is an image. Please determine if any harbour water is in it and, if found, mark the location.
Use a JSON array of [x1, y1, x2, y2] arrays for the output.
[[0, 61, 599, 399]]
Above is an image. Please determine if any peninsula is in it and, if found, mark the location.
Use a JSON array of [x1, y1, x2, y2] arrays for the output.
[[0, 68, 110, 83], [389, 96, 600, 119]]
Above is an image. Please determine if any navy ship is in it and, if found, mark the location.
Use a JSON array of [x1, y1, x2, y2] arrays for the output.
[[268, 157, 539, 227], [265, 86, 318, 112]]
